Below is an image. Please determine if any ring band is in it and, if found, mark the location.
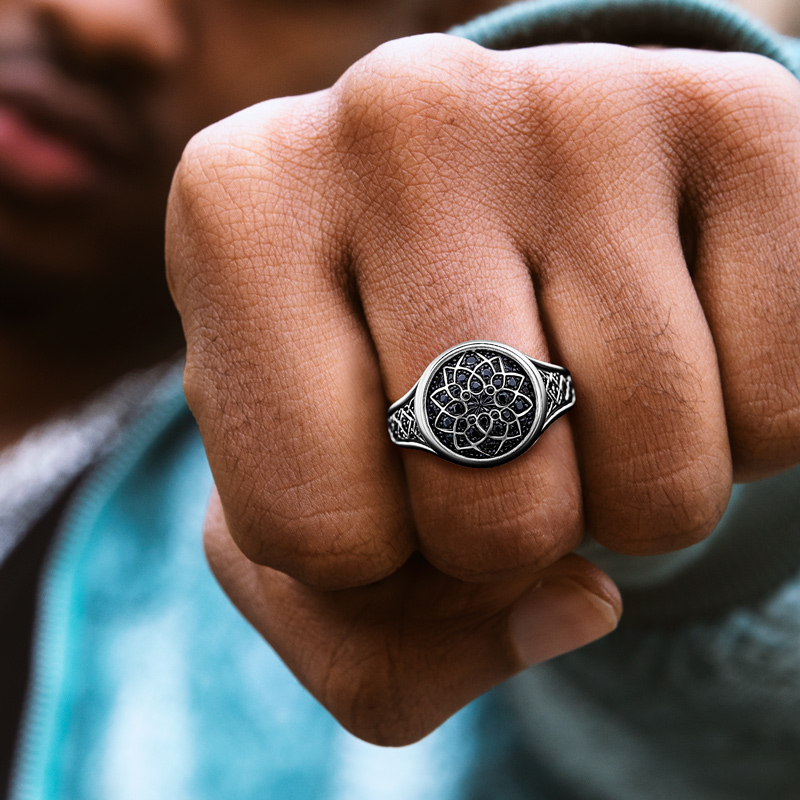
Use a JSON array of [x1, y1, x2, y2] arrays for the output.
[[387, 340, 575, 468]]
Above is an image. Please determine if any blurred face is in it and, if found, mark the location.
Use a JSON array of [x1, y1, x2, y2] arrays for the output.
[[0, 0, 440, 290]]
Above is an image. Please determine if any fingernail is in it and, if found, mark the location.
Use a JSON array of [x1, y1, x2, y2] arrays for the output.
[[509, 578, 620, 667]]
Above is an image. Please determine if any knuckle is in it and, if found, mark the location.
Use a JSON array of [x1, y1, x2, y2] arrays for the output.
[[722, 324, 800, 477], [676, 52, 799, 121], [333, 34, 489, 161], [224, 478, 411, 589], [338, 33, 487, 106], [729, 388, 800, 478], [167, 94, 332, 272], [171, 116, 254, 220], [718, 53, 800, 114], [668, 52, 800, 172], [596, 445, 732, 554], [419, 478, 583, 581], [166, 116, 264, 295]]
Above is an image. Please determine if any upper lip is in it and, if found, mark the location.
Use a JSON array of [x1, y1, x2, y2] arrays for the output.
[[0, 51, 146, 175]]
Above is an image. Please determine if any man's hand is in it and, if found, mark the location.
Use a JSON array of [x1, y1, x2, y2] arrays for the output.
[[166, 36, 800, 744]]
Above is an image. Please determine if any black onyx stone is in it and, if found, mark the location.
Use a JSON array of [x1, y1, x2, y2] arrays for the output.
[[425, 346, 538, 461]]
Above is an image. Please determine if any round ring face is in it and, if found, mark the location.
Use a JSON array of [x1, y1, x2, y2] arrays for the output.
[[415, 342, 545, 466]]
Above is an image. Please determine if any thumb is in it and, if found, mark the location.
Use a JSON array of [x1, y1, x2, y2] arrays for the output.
[[204, 488, 621, 746]]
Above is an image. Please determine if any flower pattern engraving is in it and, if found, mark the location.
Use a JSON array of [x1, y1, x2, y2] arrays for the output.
[[425, 348, 537, 459]]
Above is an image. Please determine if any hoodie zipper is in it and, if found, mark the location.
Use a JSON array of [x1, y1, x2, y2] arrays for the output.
[[9, 380, 188, 800]]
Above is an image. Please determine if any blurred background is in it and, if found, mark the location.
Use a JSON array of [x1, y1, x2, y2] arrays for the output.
[[733, 0, 800, 35]]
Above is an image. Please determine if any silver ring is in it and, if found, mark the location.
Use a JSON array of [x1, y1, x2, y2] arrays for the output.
[[387, 340, 575, 468]]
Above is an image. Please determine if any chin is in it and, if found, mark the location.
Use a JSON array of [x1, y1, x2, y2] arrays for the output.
[[0, 228, 107, 286], [0, 207, 164, 294]]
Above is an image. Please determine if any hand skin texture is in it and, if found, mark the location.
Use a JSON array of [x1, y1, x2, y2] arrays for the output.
[[166, 37, 800, 745]]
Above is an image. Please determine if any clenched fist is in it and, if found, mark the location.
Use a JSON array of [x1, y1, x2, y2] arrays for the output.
[[166, 36, 800, 744]]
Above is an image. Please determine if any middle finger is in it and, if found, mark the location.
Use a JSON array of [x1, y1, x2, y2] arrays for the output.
[[354, 211, 583, 582]]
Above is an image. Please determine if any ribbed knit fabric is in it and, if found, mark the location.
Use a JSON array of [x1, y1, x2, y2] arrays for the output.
[[453, 0, 799, 74]]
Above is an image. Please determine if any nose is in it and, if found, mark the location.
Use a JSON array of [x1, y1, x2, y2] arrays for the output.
[[32, 0, 184, 77]]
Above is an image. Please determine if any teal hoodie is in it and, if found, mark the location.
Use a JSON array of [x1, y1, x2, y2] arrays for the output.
[[11, 2, 800, 798]]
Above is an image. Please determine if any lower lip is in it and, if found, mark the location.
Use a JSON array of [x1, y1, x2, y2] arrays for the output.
[[0, 103, 102, 195]]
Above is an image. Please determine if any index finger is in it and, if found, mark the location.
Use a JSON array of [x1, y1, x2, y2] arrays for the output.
[[166, 96, 414, 588]]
